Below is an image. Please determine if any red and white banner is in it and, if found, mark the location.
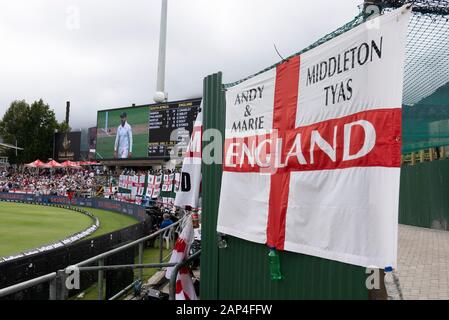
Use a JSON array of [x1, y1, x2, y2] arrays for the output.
[[217, 7, 411, 268], [174, 172, 181, 193], [162, 174, 174, 192], [175, 108, 202, 209], [166, 218, 197, 300], [132, 175, 146, 196], [146, 174, 162, 199]]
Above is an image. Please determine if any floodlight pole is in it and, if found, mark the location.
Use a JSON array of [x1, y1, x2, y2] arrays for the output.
[[155, 0, 168, 102], [53, 129, 58, 160]]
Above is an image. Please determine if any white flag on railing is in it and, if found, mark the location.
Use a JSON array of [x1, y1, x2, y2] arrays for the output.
[[165, 218, 197, 300], [175, 108, 202, 209]]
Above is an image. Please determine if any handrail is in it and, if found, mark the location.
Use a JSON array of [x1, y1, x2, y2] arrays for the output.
[[169, 250, 201, 300], [0, 215, 188, 299], [109, 280, 140, 301], [75, 216, 188, 267], [77, 262, 177, 272], [402, 146, 448, 166], [0, 273, 57, 298]]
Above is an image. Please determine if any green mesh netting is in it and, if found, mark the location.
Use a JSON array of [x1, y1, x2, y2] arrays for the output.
[[224, 0, 449, 154], [223, 12, 365, 89], [386, 1, 449, 153]]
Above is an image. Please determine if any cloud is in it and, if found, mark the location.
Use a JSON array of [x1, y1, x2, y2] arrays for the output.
[[0, 0, 362, 129]]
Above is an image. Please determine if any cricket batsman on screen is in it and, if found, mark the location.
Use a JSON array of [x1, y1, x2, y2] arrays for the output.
[[114, 112, 133, 159]]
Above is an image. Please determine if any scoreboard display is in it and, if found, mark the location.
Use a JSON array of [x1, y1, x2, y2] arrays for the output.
[[148, 99, 201, 158], [96, 98, 201, 161]]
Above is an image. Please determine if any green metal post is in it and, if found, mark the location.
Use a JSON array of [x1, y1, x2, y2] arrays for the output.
[[201, 72, 225, 300]]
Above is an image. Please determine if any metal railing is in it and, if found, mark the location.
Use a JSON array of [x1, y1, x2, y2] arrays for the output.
[[402, 146, 449, 166], [0, 215, 200, 301]]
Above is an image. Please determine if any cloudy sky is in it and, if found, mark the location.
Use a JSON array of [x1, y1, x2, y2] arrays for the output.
[[0, 0, 362, 130]]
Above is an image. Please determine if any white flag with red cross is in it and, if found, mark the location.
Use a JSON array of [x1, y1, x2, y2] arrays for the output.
[[130, 175, 138, 197], [217, 7, 411, 269], [152, 175, 162, 199], [174, 172, 181, 192], [134, 175, 146, 196], [146, 174, 162, 199], [165, 217, 197, 300], [162, 174, 174, 192], [145, 175, 154, 198]]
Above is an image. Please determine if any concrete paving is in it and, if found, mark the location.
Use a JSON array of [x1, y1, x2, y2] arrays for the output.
[[395, 224, 449, 300]]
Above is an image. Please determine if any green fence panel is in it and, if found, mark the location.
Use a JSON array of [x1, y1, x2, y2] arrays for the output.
[[217, 236, 368, 300], [399, 160, 449, 229], [200, 72, 225, 300]]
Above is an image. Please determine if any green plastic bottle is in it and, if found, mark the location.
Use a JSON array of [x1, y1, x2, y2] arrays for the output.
[[268, 247, 282, 281]]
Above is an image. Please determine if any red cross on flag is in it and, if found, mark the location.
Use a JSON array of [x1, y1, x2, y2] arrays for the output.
[[146, 174, 162, 199], [131, 175, 146, 196], [174, 173, 181, 192], [162, 174, 173, 192], [217, 7, 411, 269]]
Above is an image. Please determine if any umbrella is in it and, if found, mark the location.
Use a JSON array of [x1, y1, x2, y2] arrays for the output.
[[61, 161, 82, 169], [43, 160, 62, 168], [24, 159, 45, 168]]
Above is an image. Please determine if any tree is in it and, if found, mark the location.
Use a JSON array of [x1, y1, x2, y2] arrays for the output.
[[57, 121, 71, 134], [0, 99, 64, 164], [0, 100, 30, 164]]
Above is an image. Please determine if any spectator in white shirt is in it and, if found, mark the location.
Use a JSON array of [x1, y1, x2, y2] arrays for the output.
[[114, 112, 133, 159]]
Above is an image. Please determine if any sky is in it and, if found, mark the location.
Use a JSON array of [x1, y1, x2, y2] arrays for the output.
[[0, 0, 362, 130]]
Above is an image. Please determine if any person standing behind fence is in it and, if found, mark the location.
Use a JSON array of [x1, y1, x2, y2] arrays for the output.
[[67, 188, 75, 205]]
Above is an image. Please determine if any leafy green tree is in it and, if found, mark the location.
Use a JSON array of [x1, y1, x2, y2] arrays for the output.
[[0, 99, 65, 164], [57, 121, 71, 134]]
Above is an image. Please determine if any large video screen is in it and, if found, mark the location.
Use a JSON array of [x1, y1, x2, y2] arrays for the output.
[[96, 106, 149, 160], [96, 99, 201, 160], [54, 132, 81, 161]]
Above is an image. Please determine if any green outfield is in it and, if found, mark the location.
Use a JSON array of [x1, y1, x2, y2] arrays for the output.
[[81, 207, 138, 239], [96, 106, 149, 159], [0, 203, 138, 258]]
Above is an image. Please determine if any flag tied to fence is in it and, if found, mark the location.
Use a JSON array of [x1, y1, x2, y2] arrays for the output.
[[118, 174, 146, 203], [132, 175, 146, 196], [217, 7, 411, 268], [146, 175, 162, 199], [166, 217, 197, 300]]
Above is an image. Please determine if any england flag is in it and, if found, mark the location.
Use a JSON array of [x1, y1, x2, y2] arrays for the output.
[[217, 7, 411, 269]]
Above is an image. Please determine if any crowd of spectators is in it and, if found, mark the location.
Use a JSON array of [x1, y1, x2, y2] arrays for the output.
[[0, 167, 108, 197], [0, 166, 185, 203]]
